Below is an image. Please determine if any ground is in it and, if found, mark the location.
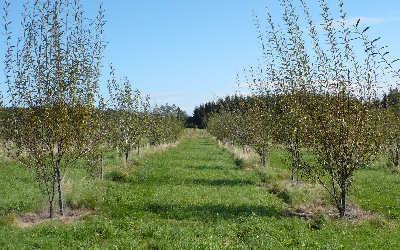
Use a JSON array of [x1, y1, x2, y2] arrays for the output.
[[0, 131, 399, 249]]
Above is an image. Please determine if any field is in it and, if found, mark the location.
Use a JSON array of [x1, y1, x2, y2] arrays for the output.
[[0, 130, 399, 249]]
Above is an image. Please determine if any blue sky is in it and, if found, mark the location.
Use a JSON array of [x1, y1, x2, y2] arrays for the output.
[[3, 0, 400, 114]]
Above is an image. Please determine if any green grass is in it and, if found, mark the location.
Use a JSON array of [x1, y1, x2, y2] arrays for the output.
[[352, 169, 400, 219], [0, 133, 399, 249], [0, 160, 45, 217]]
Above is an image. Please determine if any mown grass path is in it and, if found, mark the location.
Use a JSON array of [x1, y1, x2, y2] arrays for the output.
[[0, 134, 399, 249]]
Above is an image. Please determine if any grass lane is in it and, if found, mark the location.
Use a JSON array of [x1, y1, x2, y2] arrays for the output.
[[0, 134, 399, 249]]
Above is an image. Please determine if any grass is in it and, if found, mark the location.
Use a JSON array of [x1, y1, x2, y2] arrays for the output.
[[0, 160, 45, 217], [352, 169, 400, 219], [0, 131, 399, 249]]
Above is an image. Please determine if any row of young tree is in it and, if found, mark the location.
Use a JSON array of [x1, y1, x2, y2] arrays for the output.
[[0, 0, 184, 218], [208, 0, 400, 218]]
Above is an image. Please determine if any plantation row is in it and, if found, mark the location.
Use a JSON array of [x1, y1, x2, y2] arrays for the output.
[[0, 0, 184, 218], [207, 0, 400, 218]]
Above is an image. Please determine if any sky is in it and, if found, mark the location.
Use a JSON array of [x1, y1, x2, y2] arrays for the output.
[[3, 0, 400, 114]]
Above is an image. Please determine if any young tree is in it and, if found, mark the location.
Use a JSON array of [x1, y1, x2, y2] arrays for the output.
[[253, 0, 388, 217], [381, 89, 400, 171], [151, 104, 185, 144], [134, 94, 149, 155], [250, 5, 312, 179], [241, 97, 275, 168], [207, 111, 236, 144], [107, 67, 155, 164], [2, 0, 105, 217], [108, 74, 138, 164], [85, 96, 109, 180]]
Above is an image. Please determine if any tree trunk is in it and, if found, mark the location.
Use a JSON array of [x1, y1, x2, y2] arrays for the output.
[[55, 162, 64, 216], [49, 198, 54, 219], [261, 154, 265, 168], [100, 154, 104, 180], [291, 163, 295, 182], [290, 144, 300, 182], [338, 183, 347, 218], [260, 148, 267, 168], [137, 145, 140, 155], [125, 148, 130, 165], [48, 176, 56, 218]]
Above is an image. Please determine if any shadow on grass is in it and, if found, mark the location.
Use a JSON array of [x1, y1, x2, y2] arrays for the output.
[[234, 158, 246, 169], [146, 203, 282, 221], [190, 178, 255, 186], [187, 164, 231, 171], [129, 177, 255, 187]]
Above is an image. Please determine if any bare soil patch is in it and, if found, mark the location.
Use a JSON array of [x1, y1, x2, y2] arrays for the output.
[[15, 208, 91, 228], [287, 201, 378, 222], [262, 180, 378, 221]]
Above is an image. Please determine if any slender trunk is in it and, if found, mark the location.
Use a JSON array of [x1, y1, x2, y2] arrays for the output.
[[291, 162, 295, 182], [100, 154, 104, 180], [260, 148, 267, 168], [55, 161, 64, 216], [48, 175, 56, 218], [290, 144, 300, 182], [261, 154, 266, 168], [49, 198, 54, 219], [392, 140, 400, 169], [338, 182, 347, 218], [125, 148, 129, 165], [137, 145, 140, 155], [290, 147, 295, 182]]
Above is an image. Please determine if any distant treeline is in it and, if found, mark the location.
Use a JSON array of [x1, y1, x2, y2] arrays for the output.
[[186, 95, 255, 129], [187, 88, 400, 129]]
